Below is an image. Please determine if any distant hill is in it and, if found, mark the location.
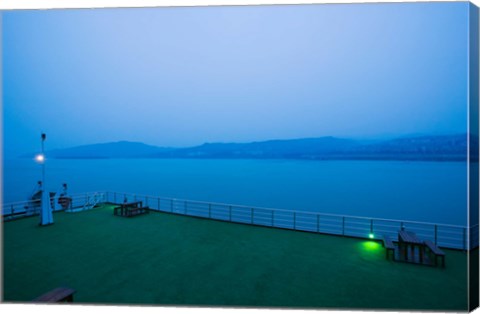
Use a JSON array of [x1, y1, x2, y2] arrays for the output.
[[32, 141, 171, 159], [153, 137, 359, 159], [344, 134, 470, 161], [21, 134, 473, 161], [152, 134, 469, 161]]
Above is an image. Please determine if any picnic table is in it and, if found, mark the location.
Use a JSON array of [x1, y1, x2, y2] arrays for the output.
[[114, 201, 149, 217], [398, 230, 424, 263]]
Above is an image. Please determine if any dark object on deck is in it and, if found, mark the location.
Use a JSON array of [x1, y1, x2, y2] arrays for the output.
[[382, 235, 395, 260], [114, 201, 149, 217], [424, 240, 445, 268], [27, 190, 42, 209], [58, 197, 72, 210], [49, 192, 56, 209], [33, 287, 76, 303]]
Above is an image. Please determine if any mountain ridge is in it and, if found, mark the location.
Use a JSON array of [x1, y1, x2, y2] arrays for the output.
[[21, 134, 475, 161], [25, 141, 172, 159]]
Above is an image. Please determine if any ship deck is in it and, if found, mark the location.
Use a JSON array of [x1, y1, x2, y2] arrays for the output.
[[2, 204, 469, 310]]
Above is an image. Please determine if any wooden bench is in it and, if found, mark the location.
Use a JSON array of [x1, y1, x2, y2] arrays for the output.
[[124, 206, 149, 217], [424, 240, 445, 267], [33, 287, 76, 303], [382, 235, 395, 260]]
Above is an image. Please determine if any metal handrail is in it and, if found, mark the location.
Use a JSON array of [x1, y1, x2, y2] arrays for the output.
[[106, 191, 477, 250], [1, 191, 108, 209], [107, 190, 469, 229], [2, 190, 476, 250], [1, 192, 107, 219]]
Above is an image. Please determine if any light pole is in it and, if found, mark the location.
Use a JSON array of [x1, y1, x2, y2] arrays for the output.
[[39, 133, 53, 226], [41, 133, 45, 191]]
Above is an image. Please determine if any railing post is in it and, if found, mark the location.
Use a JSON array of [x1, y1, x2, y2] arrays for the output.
[[229, 206, 232, 221], [317, 215, 320, 233], [158, 198, 160, 211], [271, 210, 274, 227], [342, 217, 345, 236], [251, 208, 254, 224], [209, 204, 212, 218], [185, 201, 188, 214], [463, 227, 467, 251], [171, 199, 174, 213], [401, 222, 405, 231], [293, 212, 296, 230], [434, 225, 438, 245], [370, 219, 373, 234], [114, 192, 117, 204]]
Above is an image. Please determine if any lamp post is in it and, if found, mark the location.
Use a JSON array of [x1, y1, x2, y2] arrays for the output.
[[39, 133, 53, 226]]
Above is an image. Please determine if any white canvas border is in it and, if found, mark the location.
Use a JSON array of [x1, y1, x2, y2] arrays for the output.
[[0, 1, 477, 314]]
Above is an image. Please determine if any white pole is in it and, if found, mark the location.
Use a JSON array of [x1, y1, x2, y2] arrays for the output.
[[40, 133, 53, 226]]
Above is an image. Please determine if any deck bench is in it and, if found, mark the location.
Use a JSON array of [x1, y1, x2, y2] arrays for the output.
[[124, 206, 149, 217], [33, 287, 76, 303], [424, 240, 445, 267], [382, 235, 395, 260]]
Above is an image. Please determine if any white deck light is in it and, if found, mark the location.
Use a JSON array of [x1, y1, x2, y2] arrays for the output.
[[35, 154, 45, 163]]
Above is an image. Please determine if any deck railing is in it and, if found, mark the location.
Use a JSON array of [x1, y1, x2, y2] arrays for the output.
[[105, 191, 478, 251], [1, 192, 107, 221], [2, 190, 477, 250]]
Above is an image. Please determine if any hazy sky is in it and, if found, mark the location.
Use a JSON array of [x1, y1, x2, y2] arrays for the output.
[[2, 2, 469, 156]]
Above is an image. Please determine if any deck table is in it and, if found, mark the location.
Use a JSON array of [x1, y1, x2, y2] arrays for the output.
[[398, 230, 424, 263]]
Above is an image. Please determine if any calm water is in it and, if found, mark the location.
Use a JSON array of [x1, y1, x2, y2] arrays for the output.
[[2, 158, 467, 225]]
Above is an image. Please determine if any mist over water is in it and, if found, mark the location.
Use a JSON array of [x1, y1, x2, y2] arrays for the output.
[[2, 158, 467, 225], [3, 3, 469, 157]]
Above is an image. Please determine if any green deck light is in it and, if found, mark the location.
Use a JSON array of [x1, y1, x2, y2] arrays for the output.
[[361, 240, 381, 252], [369, 233, 374, 239]]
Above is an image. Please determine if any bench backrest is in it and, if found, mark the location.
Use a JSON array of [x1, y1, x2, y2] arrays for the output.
[[33, 287, 76, 302]]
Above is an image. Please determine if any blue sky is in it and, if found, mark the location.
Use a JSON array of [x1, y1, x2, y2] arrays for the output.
[[2, 2, 469, 156]]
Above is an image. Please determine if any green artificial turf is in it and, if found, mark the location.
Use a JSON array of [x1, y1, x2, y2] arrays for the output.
[[3, 205, 468, 310]]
